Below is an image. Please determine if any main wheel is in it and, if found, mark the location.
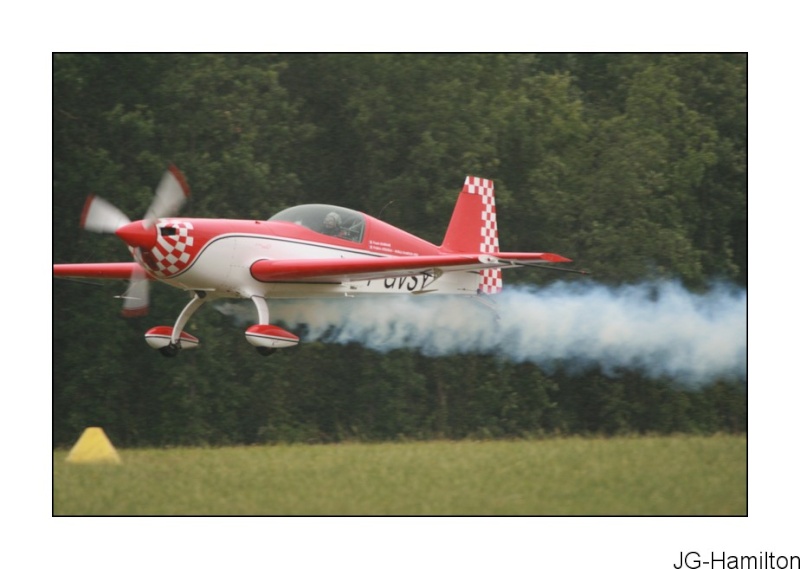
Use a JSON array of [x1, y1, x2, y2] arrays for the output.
[[256, 347, 277, 357], [159, 343, 180, 357]]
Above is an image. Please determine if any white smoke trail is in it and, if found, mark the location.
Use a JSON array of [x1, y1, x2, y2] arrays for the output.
[[217, 281, 747, 385]]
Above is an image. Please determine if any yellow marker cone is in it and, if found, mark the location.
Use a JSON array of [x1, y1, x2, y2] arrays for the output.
[[65, 427, 122, 465]]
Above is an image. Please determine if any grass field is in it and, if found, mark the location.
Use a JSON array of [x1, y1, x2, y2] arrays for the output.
[[53, 435, 746, 515]]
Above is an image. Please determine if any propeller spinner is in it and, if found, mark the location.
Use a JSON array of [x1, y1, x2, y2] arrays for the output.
[[79, 165, 190, 317]]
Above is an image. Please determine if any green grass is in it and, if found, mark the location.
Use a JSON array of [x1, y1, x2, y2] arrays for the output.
[[53, 435, 746, 515]]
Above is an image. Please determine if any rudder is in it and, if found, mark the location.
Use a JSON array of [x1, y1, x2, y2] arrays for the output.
[[440, 176, 502, 294]]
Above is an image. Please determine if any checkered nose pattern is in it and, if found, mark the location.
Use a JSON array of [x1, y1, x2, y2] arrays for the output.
[[146, 220, 196, 277], [463, 176, 502, 294]]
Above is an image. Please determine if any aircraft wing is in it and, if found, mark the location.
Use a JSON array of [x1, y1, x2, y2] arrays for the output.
[[53, 262, 146, 280], [250, 252, 570, 283]]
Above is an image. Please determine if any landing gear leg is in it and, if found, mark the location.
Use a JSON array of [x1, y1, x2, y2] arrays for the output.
[[245, 295, 300, 354], [162, 292, 207, 353], [145, 291, 207, 355], [170, 292, 207, 346], [252, 295, 270, 326]]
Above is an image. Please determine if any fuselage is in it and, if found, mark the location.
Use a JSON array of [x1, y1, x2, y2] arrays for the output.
[[128, 205, 478, 301]]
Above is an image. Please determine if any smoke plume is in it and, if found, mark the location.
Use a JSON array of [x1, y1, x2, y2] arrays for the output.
[[217, 281, 746, 385]]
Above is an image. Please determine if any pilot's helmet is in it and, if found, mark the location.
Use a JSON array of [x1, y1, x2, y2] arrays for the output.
[[324, 211, 342, 228]]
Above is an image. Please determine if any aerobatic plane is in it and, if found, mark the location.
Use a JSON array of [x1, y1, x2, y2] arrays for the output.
[[53, 166, 580, 356]]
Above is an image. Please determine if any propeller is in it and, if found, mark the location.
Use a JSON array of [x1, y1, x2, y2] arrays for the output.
[[80, 195, 131, 233], [79, 165, 190, 317]]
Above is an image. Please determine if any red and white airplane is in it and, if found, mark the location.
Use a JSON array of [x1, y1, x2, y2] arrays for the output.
[[53, 166, 578, 356]]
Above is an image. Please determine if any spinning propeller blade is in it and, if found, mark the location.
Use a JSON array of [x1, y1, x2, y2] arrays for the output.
[[143, 164, 191, 228], [80, 195, 131, 233], [120, 266, 150, 317]]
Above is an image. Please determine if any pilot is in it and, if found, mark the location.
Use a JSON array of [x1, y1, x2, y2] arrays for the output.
[[321, 211, 344, 237]]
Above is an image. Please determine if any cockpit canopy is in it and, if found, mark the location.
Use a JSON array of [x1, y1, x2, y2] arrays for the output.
[[268, 204, 366, 243]]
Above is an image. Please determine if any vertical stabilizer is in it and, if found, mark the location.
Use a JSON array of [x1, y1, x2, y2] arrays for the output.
[[441, 176, 502, 294]]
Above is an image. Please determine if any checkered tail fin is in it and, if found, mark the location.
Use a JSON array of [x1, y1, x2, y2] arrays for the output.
[[440, 176, 502, 294]]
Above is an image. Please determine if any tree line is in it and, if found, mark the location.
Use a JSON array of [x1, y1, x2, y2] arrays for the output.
[[53, 54, 746, 446]]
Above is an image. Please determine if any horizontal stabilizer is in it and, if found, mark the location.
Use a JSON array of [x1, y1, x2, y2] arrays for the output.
[[492, 252, 572, 264]]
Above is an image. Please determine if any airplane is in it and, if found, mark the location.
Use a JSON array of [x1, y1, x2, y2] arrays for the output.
[[53, 165, 583, 357]]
